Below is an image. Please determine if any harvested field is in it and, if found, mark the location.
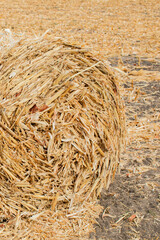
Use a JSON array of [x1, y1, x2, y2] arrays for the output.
[[0, 0, 160, 239]]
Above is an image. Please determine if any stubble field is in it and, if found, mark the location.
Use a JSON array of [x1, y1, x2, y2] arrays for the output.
[[0, 0, 160, 239]]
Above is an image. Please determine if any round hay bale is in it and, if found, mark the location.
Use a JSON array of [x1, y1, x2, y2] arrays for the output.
[[0, 35, 125, 214]]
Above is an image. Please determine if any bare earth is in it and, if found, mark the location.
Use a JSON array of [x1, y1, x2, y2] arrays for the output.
[[0, 0, 160, 239], [93, 58, 160, 240]]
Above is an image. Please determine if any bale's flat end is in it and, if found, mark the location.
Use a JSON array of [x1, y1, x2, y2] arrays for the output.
[[0, 34, 125, 238]]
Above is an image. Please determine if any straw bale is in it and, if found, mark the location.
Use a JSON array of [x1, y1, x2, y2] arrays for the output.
[[0, 34, 125, 238]]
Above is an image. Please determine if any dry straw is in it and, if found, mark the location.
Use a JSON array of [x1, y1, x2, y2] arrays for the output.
[[0, 33, 125, 239]]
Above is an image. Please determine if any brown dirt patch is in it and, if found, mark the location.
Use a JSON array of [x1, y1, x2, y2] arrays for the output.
[[94, 74, 160, 240]]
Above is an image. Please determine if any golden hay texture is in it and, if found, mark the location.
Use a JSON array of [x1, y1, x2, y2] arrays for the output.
[[0, 34, 125, 239]]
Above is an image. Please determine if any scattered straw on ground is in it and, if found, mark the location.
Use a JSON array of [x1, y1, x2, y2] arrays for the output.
[[0, 0, 160, 59]]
